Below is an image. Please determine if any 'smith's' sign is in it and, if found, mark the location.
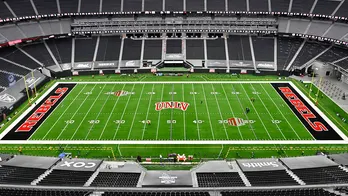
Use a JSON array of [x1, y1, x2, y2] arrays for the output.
[[155, 102, 189, 111], [16, 88, 69, 132]]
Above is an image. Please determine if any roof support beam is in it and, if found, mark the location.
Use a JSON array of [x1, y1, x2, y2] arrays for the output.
[[249, 35, 257, 70]]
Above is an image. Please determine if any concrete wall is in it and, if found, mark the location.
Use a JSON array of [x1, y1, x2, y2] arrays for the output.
[[311, 61, 336, 79]]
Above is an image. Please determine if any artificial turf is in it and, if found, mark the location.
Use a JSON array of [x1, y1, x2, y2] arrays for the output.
[[1, 74, 347, 160], [30, 82, 312, 141]]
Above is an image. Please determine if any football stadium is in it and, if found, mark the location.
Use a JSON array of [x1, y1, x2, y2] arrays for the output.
[[2, 0, 348, 195]]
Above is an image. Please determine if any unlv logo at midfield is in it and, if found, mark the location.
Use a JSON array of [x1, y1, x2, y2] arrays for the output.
[[155, 102, 189, 111]]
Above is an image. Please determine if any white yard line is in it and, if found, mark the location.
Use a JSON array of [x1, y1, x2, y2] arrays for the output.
[[221, 84, 243, 139], [250, 83, 286, 140], [41, 84, 87, 140], [156, 84, 165, 140], [141, 84, 155, 140], [210, 83, 229, 139], [127, 84, 146, 139], [56, 84, 97, 139], [230, 84, 258, 139], [200, 84, 215, 140], [139, 76, 147, 81], [69, 84, 107, 140], [191, 84, 201, 140], [201, 75, 208, 81], [182, 83, 186, 140], [113, 84, 136, 140], [118, 144, 122, 157], [84, 83, 117, 139], [218, 144, 224, 158], [240, 83, 273, 140], [260, 84, 302, 140], [170, 84, 175, 140], [98, 84, 126, 140]]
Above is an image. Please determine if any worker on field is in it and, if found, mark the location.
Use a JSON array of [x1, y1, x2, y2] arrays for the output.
[[251, 97, 255, 102]]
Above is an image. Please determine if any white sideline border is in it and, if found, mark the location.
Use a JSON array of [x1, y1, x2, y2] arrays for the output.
[[0, 80, 347, 144]]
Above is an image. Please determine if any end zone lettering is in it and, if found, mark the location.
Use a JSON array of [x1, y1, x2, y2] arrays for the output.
[[16, 87, 69, 132], [278, 87, 327, 132]]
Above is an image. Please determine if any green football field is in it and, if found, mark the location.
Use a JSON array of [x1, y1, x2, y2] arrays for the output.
[[29, 82, 314, 141], [1, 74, 348, 160]]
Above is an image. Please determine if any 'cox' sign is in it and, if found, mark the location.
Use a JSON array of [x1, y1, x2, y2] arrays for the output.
[[60, 161, 96, 168]]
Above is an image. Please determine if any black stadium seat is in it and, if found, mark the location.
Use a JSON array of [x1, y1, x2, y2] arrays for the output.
[[277, 37, 303, 70], [221, 189, 337, 196], [96, 36, 122, 62], [38, 170, 94, 186], [34, 0, 59, 15], [207, 39, 226, 60], [228, 35, 252, 61], [291, 41, 330, 69], [0, 1, 14, 19], [6, 0, 36, 17], [0, 188, 89, 196], [196, 172, 245, 187], [102, 0, 121, 12], [74, 37, 97, 62], [91, 172, 140, 187], [252, 37, 274, 62], [0, 166, 45, 185], [243, 170, 299, 186], [103, 192, 210, 196], [291, 166, 348, 185], [46, 38, 73, 64]]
